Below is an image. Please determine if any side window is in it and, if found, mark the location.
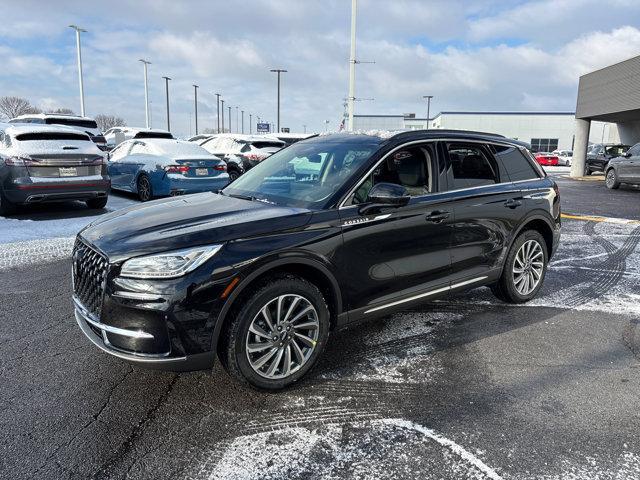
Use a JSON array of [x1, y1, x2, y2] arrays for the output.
[[109, 142, 131, 162], [493, 144, 540, 182], [446, 143, 500, 189], [351, 144, 435, 204], [129, 142, 152, 155], [628, 145, 640, 156]]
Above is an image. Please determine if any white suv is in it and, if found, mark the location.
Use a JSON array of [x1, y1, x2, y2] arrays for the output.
[[9, 113, 107, 151]]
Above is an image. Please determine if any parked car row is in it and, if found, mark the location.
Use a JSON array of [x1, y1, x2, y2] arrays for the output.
[[585, 143, 630, 175], [604, 142, 640, 189]]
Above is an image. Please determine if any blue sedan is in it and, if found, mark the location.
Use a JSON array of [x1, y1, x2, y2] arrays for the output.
[[107, 138, 229, 201]]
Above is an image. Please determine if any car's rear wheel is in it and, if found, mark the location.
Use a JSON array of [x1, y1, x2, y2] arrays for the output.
[[605, 168, 620, 189], [585, 167, 592, 176], [0, 189, 17, 216], [219, 275, 330, 390], [491, 230, 548, 304], [136, 174, 153, 202], [85, 197, 108, 209], [228, 169, 240, 182]]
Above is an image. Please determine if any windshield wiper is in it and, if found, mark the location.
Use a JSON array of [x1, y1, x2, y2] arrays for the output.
[[226, 193, 256, 201]]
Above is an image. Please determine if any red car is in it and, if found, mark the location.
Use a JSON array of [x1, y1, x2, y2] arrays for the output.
[[534, 152, 559, 166]]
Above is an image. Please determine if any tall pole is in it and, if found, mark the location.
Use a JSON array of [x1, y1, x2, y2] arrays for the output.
[[422, 95, 433, 129], [220, 99, 225, 133], [236, 106, 239, 133], [215, 93, 221, 133], [270, 69, 287, 133], [193, 84, 199, 135], [162, 76, 171, 132], [69, 25, 87, 117], [303, 124, 307, 133], [228, 106, 231, 133], [347, 0, 357, 131], [139, 59, 151, 128], [241, 110, 245, 134], [249, 114, 252, 134]]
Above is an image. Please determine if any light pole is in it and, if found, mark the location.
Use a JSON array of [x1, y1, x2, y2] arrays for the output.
[[422, 95, 433, 129], [303, 124, 307, 133], [215, 93, 221, 133], [193, 84, 199, 135], [324, 120, 330, 132], [69, 25, 87, 117], [241, 110, 244, 134], [347, 0, 357, 131], [249, 114, 252, 134], [220, 99, 225, 133], [162, 76, 171, 132], [139, 59, 151, 128], [228, 105, 231, 133], [236, 106, 239, 133], [270, 68, 287, 133]]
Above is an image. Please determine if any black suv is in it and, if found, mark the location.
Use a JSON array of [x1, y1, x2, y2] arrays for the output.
[[72, 130, 560, 389], [585, 143, 630, 174]]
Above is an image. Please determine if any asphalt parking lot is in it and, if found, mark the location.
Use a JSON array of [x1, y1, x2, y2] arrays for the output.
[[1, 168, 640, 480]]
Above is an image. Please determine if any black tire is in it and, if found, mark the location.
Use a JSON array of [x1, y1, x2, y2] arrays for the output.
[[605, 168, 620, 190], [85, 197, 108, 209], [584, 167, 592, 176], [491, 230, 548, 304], [228, 169, 240, 183], [219, 275, 330, 390], [136, 174, 153, 202], [0, 189, 17, 216]]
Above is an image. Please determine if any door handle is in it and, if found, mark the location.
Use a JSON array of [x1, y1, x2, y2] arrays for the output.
[[504, 199, 523, 209], [425, 210, 450, 223]]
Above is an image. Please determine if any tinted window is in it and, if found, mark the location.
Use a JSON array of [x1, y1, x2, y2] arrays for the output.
[[351, 145, 434, 204], [251, 141, 285, 150], [14, 132, 90, 142], [605, 145, 630, 157], [627, 144, 640, 156], [45, 118, 98, 129], [133, 131, 173, 139], [493, 144, 540, 182], [446, 143, 499, 189]]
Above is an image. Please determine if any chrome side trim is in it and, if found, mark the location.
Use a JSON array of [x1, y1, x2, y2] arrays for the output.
[[73, 296, 154, 339], [364, 276, 488, 314], [112, 291, 164, 301]]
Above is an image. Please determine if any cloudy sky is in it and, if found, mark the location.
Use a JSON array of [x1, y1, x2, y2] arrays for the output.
[[1, 0, 640, 136]]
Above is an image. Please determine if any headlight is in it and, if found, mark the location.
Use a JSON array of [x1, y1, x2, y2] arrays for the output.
[[120, 245, 222, 279]]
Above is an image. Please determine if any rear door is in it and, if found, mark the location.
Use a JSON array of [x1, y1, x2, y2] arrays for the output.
[[337, 141, 455, 319], [443, 141, 529, 284], [107, 142, 133, 188], [622, 144, 640, 182]]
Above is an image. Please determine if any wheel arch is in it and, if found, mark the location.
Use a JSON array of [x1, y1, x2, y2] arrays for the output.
[[211, 257, 343, 353], [512, 214, 555, 257]]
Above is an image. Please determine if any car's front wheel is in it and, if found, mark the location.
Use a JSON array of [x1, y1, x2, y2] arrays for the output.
[[219, 275, 330, 390], [491, 230, 548, 304], [605, 168, 620, 189]]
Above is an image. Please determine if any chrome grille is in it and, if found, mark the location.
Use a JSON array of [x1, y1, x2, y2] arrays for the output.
[[72, 238, 108, 317]]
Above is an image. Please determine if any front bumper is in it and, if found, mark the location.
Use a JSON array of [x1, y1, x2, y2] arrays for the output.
[[73, 295, 216, 371]]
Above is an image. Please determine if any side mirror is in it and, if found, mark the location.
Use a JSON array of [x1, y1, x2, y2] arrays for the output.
[[359, 182, 410, 215], [624, 152, 632, 158]]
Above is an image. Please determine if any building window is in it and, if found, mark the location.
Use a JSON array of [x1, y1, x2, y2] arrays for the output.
[[530, 138, 559, 153]]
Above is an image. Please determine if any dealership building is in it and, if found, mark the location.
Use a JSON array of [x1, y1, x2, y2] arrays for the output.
[[572, 54, 640, 177], [353, 112, 617, 152]]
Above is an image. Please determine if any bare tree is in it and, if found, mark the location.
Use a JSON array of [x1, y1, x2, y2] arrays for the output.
[[48, 108, 75, 114], [94, 114, 126, 132], [0, 96, 41, 119]]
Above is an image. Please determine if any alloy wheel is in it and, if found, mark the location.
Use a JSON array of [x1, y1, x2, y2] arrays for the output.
[[513, 239, 544, 296], [138, 176, 151, 201], [245, 294, 319, 379], [606, 169, 617, 188]]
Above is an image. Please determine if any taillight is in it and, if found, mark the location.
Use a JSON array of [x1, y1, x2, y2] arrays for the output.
[[91, 157, 105, 165], [214, 164, 227, 171], [245, 153, 268, 161], [164, 165, 190, 174], [5, 156, 33, 166]]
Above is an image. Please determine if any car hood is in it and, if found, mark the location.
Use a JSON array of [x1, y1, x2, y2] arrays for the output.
[[80, 192, 312, 261]]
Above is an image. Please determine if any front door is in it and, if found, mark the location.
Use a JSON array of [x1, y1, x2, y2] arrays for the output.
[[336, 142, 454, 320]]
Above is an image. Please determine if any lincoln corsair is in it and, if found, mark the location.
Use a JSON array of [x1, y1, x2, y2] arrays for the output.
[[72, 130, 560, 390]]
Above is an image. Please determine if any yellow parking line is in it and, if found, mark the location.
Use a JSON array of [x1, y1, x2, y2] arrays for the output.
[[561, 213, 640, 225]]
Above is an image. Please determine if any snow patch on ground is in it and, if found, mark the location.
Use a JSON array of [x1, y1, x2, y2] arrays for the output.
[[201, 418, 501, 480], [524, 451, 640, 480], [0, 237, 74, 271]]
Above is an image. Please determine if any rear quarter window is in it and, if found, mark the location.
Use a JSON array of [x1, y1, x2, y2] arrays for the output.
[[493, 144, 540, 182]]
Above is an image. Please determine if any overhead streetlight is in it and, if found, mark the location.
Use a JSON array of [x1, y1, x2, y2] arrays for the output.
[[303, 124, 307, 133], [220, 99, 225, 133], [270, 68, 287, 133], [249, 113, 252, 134], [228, 105, 231, 133], [236, 106, 239, 133], [139, 59, 152, 128], [324, 120, 330, 132], [193, 84, 199, 135], [162, 76, 171, 132], [422, 95, 434, 129], [347, 0, 357, 131], [241, 110, 245, 134], [69, 25, 87, 117], [215, 93, 221, 133]]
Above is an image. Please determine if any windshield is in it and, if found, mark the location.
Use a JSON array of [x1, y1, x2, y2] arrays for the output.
[[222, 137, 380, 209]]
